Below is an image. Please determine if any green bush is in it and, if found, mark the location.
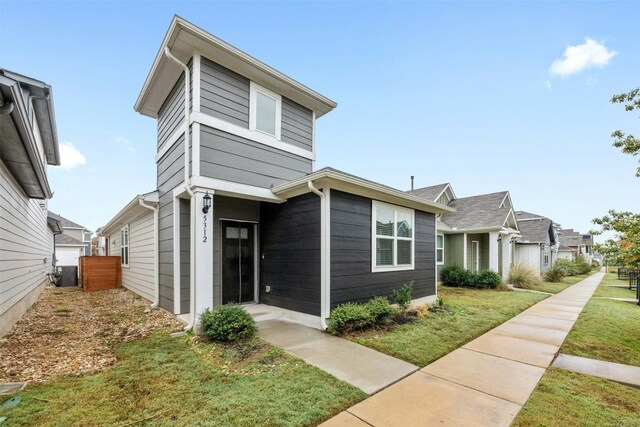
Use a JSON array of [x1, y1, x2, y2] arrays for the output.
[[441, 265, 474, 287], [199, 304, 256, 341], [508, 264, 540, 289], [366, 296, 397, 323], [554, 258, 592, 276], [392, 282, 413, 311], [475, 270, 502, 289], [544, 266, 565, 282], [328, 303, 372, 334]]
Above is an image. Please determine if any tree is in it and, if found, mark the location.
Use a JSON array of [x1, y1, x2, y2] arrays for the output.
[[610, 87, 640, 176], [591, 210, 640, 267]]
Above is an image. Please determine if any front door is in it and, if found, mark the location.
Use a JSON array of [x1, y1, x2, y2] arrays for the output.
[[471, 241, 480, 272], [221, 221, 256, 304]]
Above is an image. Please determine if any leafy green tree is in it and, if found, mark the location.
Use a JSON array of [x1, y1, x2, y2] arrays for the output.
[[610, 87, 640, 176], [591, 210, 640, 268]]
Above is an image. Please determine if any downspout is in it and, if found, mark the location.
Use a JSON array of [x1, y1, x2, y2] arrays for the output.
[[184, 185, 196, 332], [163, 46, 196, 332], [308, 181, 328, 331], [139, 199, 159, 308]]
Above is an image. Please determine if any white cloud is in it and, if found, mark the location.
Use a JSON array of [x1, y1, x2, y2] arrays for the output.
[[58, 142, 86, 170], [550, 37, 617, 77], [114, 136, 136, 153]]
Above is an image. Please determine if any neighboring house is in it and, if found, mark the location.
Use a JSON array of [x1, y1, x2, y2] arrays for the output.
[[514, 211, 559, 276], [102, 16, 452, 330], [0, 69, 60, 336], [47, 212, 92, 269], [557, 229, 593, 263], [409, 183, 520, 280], [99, 192, 158, 303]]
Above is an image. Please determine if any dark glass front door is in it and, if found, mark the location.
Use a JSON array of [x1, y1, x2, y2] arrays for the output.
[[221, 221, 255, 304]]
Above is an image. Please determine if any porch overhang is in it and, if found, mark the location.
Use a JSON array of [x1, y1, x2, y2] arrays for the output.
[[272, 168, 455, 215]]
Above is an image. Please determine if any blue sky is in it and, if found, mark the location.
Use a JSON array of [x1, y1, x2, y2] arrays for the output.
[[1, 1, 638, 240]]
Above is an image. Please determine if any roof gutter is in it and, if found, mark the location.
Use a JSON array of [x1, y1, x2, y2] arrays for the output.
[[307, 181, 329, 331], [139, 199, 160, 308]]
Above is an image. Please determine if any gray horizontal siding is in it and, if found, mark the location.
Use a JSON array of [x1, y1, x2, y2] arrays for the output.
[[179, 198, 190, 313], [201, 57, 250, 128], [0, 160, 51, 317], [281, 97, 313, 151], [330, 190, 436, 308], [260, 193, 320, 316], [200, 125, 311, 189], [157, 73, 185, 152]]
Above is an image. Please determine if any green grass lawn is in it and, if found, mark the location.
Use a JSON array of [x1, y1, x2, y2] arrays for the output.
[[347, 287, 547, 367], [562, 297, 640, 366], [0, 333, 365, 426], [512, 368, 640, 427], [593, 271, 638, 299], [530, 272, 595, 294]]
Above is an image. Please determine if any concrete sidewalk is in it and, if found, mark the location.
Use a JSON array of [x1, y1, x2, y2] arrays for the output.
[[321, 272, 605, 426], [257, 320, 418, 394], [553, 354, 640, 387]]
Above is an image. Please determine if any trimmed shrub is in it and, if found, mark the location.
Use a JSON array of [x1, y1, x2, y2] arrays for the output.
[[475, 270, 502, 289], [441, 265, 475, 287], [328, 303, 372, 335], [508, 264, 540, 289], [392, 282, 413, 311], [199, 304, 256, 341], [544, 266, 565, 282], [366, 296, 397, 323]]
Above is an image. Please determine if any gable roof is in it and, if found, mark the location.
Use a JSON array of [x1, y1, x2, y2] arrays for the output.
[[515, 211, 553, 244], [135, 16, 337, 119], [407, 184, 450, 202], [47, 212, 88, 230], [56, 234, 83, 245], [440, 191, 516, 231], [558, 229, 583, 247]]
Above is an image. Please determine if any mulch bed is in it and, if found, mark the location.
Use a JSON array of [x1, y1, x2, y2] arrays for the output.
[[0, 286, 183, 384]]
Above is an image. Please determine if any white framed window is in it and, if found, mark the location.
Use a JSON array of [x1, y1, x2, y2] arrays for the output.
[[83, 231, 91, 242], [436, 234, 444, 265], [372, 201, 414, 272], [249, 82, 281, 139], [543, 245, 550, 265], [120, 225, 129, 267]]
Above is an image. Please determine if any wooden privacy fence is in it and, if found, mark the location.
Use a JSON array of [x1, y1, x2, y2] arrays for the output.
[[80, 256, 121, 292]]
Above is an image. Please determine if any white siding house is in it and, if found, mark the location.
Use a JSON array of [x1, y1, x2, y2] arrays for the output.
[[99, 192, 158, 304], [0, 69, 60, 336]]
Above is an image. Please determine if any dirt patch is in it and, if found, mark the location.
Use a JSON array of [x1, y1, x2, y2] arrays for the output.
[[0, 287, 183, 384]]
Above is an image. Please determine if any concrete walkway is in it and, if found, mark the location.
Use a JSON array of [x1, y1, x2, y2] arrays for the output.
[[257, 320, 418, 394], [553, 354, 640, 388], [321, 272, 605, 426]]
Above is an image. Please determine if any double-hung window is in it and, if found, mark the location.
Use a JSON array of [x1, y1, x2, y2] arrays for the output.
[[436, 234, 444, 265], [249, 82, 281, 139], [372, 201, 414, 272], [120, 225, 129, 267]]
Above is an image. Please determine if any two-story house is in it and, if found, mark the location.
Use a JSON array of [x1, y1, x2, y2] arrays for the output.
[[46, 212, 91, 283], [0, 68, 60, 336], [101, 16, 452, 330]]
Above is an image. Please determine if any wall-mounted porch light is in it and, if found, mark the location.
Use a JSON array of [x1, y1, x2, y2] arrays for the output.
[[202, 191, 212, 214]]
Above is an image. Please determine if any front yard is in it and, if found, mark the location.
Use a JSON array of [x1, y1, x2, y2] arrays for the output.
[[0, 288, 364, 426], [593, 271, 638, 299], [513, 271, 640, 426], [531, 272, 594, 294], [346, 286, 547, 366]]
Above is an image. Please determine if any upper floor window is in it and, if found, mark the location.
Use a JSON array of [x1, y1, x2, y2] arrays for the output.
[[83, 231, 92, 242], [372, 201, 414, 272], [436, 234, 444, 265], [120, 225, 129, 267], [249, 82, 281, 139]]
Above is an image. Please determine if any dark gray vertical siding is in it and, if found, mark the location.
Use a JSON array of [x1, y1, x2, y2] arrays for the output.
[[200, 58, 250, 128], [156, 137, 185, 312], [330, 190, 436, 307], [211, 196, 260, 307], [157, 74, 185, 152], [260, 193, 321, 315], [281, 97, 313, 151], [179, 198, 191, 313], [200, 126, 311, 189]]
